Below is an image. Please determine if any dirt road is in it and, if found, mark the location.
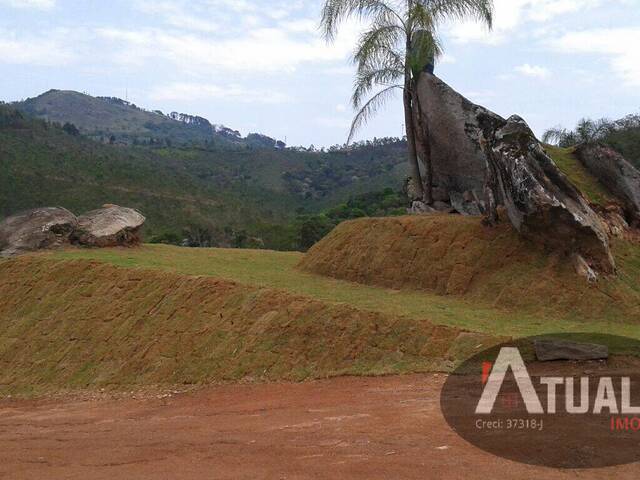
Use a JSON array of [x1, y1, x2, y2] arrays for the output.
[[0, 375, 637, 479]]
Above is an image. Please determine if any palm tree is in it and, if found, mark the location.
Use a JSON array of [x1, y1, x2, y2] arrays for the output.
[[321, 0, 493, 203]]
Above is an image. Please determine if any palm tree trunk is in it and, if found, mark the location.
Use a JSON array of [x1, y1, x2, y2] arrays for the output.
[[404, 45, 424, 201], [411, 84, 433, 204]]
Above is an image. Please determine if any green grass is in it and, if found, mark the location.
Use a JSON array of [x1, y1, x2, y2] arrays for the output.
[[51, 244, 640, 340], [545, 145, 612, 205]]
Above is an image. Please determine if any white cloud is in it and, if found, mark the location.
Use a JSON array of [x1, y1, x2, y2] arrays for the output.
[[131, 0, 308, 34], [0, 29, 75, 66], [133, 0, 219, 33], [315, 116, 352, 129], [448, 0, 603, 45], [550, 27, 640, 86], [148, 82, 291, 104], [515, 63, 551, 78], [463, 90, 498, 105], [0, 0, 55, 9], [97, 21, 359, 74]]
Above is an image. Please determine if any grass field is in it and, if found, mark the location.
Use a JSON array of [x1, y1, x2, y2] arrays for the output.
[[0, 256, 481, 394], [2, 215, 638, 395], [51, 233, 640, 340]]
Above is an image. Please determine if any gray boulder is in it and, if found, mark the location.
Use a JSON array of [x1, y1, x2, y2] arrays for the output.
[[72, 205, 145, 247], [450, 191, 483, 216], [417, 75, 615, 273], [0, 207, 78, 257], [535, 339, 608, 362], [576, 144, 640, 226], [483, 116, 615, 273], [408, 200, 437, 215], [416, 74, 488, 203]]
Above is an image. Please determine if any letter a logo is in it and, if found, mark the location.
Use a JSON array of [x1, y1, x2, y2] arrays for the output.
[[475, 348, 544, 414]]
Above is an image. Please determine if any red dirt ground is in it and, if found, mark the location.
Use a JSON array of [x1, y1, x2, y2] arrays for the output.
[[0, 375, 637, 480]]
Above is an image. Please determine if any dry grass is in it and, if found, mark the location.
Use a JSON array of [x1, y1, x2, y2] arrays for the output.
[[0, 256, 498, 395], [3, 214, 639, 395], [299, 215, 640, 324]]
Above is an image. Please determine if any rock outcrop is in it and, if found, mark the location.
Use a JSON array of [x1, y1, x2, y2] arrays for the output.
[[416, 74, 615, 273], [534, 339, 608, 362], [72, 205, 145, 247], [482, 116, 615, 273], [576, 144, 640, 226], [0, 205, 145, 256], [416, 74, 489, 203], [0, 207, 78, 257]]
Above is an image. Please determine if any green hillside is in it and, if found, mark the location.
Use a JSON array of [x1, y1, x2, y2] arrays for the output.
[[0, 105, 408, 250]]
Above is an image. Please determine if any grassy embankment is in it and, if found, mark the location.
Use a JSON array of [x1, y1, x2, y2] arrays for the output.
[[0, 254, 493, 395], [51, 217, 640, 339], [1, 146, 638, 395]]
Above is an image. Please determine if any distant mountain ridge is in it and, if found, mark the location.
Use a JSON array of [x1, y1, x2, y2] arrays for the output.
[[12, 89, 285, 149]]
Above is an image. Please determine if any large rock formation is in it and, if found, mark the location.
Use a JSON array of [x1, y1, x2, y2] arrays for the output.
[[72, 205, 145, 247], [0, 207, 78, 257], [416, 75, 615, 273], [417, 75, 488, 201], [482, 116, 615, 272], [0, 205, 145, 256], [576, 144, 640, 226]]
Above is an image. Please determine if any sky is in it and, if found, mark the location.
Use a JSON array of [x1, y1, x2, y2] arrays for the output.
[[1, 0, 639, 147]]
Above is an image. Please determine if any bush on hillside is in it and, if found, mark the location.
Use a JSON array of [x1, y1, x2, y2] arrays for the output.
[[543, 114, 640, 168]]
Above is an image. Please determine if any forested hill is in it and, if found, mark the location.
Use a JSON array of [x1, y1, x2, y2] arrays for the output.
[[12, 89, 284, 149], [0, 105, 409, 250]]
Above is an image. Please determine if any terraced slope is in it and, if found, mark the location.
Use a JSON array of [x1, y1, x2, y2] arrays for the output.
[[299, 215, 640, 323], [0, 257, 490, 395]]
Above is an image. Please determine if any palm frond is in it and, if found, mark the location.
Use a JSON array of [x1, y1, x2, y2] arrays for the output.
[[422, 0, 494, 29], [348, 85, 402, 144], [321, 0, 405, 42], [353, 21, 404, 70], [352, 63, 404, 108]]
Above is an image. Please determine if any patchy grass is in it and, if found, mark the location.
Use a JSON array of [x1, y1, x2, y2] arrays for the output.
[[545, 145, 612, 205], [51, 217, 640, 340], [2, 213, 640, 394], [0, 256, 490, 395], [299, 216, 640, 329]]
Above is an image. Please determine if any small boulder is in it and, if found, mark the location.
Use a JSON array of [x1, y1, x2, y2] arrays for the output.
[[450, 191, 483, 216], [432, 201, 456, 213], [72, 205, 145, 247], [572, 253, 598, 283], [535, 339, 609, 362], [0, 207, 77, 257], [408, 201, 437, 215]]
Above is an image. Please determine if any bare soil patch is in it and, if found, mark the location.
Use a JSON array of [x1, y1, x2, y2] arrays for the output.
[[0, 374, 636, 479]]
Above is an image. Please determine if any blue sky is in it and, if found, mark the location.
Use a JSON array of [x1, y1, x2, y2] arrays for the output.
[[1, 0, 639, 147]]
